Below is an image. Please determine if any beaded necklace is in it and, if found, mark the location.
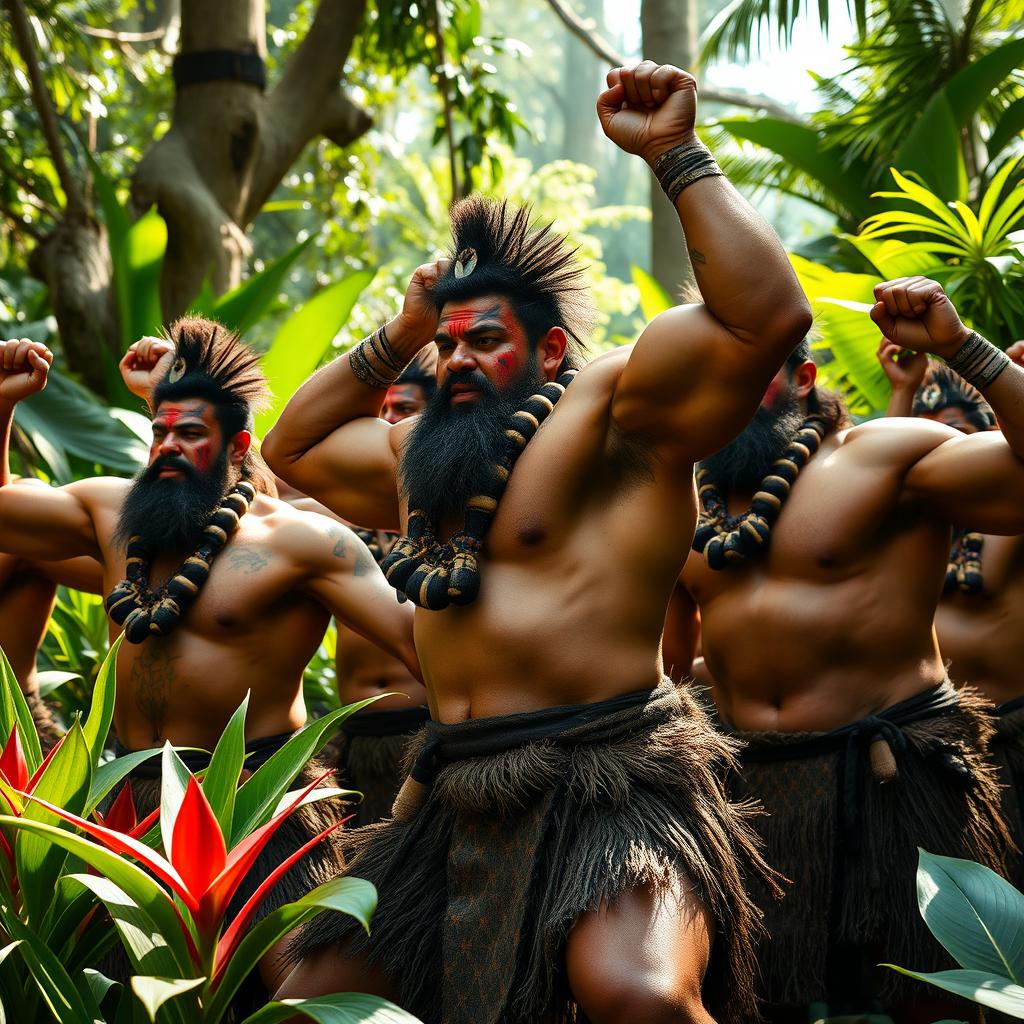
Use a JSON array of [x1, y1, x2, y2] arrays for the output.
[[693, 415, 828, 570], [945, 531, 984, 595], [380, 369, 576, 609], [106, 480, 257, 643]]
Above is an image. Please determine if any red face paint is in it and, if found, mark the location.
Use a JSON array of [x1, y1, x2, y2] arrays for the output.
[[192, 439, 213, 473], [442, 309, 477, 339], [495, 351, 518, 386], [158, 407, 182, 429]]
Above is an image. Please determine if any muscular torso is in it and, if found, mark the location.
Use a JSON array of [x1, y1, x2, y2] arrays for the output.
[[83, 483, 332, 750], [935, 533, 1024, 705], [679, 423, 956, 732], [406, 353, 695, 722]]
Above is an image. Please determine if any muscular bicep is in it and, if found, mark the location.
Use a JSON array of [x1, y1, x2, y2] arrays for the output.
[[904, 430, 1024, 534], [0, 480, 100, 562], [611, 304, 787, 464], [265, 417, 403, 531]]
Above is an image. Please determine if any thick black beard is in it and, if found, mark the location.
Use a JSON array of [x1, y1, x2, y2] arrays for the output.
[[399, 358, 543, 525], [700, 391, 804, 494], [114, 449, 232, 552]]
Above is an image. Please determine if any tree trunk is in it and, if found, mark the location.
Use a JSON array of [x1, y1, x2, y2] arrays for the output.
[[561, 0, 603, 166], [641, 0, 698, 302], [131, 0, 372, 320]]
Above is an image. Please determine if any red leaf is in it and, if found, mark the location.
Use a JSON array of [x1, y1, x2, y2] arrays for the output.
[[23, 793, 197, 911], [170, 776, 226, 909], [0, 726, 28, 792], [212, 817, 347, 981], [198, 769, 335, 926], [128, 804, 162, 839], [101, 782, 137, 835]]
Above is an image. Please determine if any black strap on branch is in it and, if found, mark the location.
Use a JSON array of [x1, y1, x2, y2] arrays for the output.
[[172, 49, 267, 91]]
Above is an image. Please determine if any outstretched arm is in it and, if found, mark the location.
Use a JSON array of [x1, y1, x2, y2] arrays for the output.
[[885, 279, 1024, 531], [599, 62, 812, 464], [878, 336, 928, 418], [0, 340, 101, 561], [262, 263, 449, 528], [296, 516, 420, 680]]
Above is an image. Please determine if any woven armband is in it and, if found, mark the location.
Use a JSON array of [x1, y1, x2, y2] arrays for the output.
[[945, 331, 1010, 392]]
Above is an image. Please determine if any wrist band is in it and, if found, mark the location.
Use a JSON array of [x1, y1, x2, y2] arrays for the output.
[[349, 325, 409, 390], [651, 139, 724, 205], [945, 331, 1010, 392]]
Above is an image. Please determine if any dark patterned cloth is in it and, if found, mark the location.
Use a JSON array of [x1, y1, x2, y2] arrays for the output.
[[323, 706, 430, 826], [989, 693, 1024, 887], [25, 689, 63, 754], [290, 679, 776, 1024], [726, 681, 1011, 1016]]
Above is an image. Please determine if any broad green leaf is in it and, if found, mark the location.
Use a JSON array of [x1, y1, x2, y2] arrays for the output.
[[203, 693, 250, 838], [0, 816, 194, 974], [16, 722, 92, 927], [83, 634, 122, 767], [0, 646, 42, 772], [122, 208, 167, 348], [207, 877, 377, 1021], [87, 747, 163, 814], [944, 38, 1024, 127], [3, 913, 94, 1023], [989, 99, 1024, 162], [715, 117, 874, 222], [917, 850, 1024, 981], [213, 237, 315, 336], [80, 969, 120, 1011], [979, 158, 1024, 241], [240, 994, 424, 1024], [894, 94, 966, 201], [16, 369, 148, 477], [886, 966, 1024, 1016], [130, 975, 204, 1023], [231, 697, 382, 845], [630, 266, 672, 320], [271, 786, 352, 818], [69, 874, 185, 980], [255, 271, 375, 437], [841, 236, 941, 280]]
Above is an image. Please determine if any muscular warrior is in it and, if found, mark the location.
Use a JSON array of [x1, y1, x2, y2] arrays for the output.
[[0, 321, 418, 990], [265, 62, 811, 1024], [668, 281, 1019, 1021], [0, 540, 102, 750], [123, 337, 433, 826], [881, 340, 1024, 883]]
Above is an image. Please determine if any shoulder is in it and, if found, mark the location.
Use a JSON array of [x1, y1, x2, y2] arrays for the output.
[[62, 475, 129, 511], [562, 345, 632, 405], [250, 495, 362, 562], [833, 416, 964, 469]]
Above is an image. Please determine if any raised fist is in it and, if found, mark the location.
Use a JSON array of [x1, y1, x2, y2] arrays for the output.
[[869, 277, 971, 359], [389, 258, 452, 357], [120, 336, 175, 400], [877, 337, 928, 393], [597, 62, 697, 163], [0, 338, 52, 405], [1006, 340, 1024, 367]]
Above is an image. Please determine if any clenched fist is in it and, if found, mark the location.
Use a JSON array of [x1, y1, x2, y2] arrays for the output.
[[388, 258, 452, 357], [120, 336, 175, 400], [596, 61, 697, 163], [877, 337, 928, 393], [869, 277, 972, 359], [0, 338, 53, 406]]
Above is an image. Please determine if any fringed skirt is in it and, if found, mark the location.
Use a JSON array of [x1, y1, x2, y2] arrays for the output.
[[291, 679, 775, 1024], [726, 681, 1011, 1014], [990, 693, 1024, 887], [26, 689, 63, 755], [324, 706, 430, 827]]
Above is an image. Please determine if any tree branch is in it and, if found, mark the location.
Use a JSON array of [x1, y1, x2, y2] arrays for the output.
[[2, 0, 87, 215], [73, 23, 167, 43], [319, 89, 373, 148], [541, 0, 800, 122]]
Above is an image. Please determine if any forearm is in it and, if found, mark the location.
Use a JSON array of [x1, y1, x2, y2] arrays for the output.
[[886, 387, 916, 418], [263, 317, 429, 466], [976, 362, 1024, 455], [0, 402, 12, 488], [657, 140, 810, 345]]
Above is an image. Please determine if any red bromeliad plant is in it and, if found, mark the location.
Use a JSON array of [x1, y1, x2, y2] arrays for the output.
[[0, 644, 420, 1024]]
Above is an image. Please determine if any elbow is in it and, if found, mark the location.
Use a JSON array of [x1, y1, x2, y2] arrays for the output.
[[773, 299, 813, 348], [260, 427, 291, 479]]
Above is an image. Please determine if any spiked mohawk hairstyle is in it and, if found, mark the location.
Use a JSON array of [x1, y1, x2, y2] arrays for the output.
[[913, 363, 995, 431], [431, 196, 596, 370], [150, 317, 276, 494]]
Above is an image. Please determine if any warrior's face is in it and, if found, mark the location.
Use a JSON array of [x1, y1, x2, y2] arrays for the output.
[[115, 397, 249, 552], [381, 383, 429, 424], [434, 295, 534, 406]]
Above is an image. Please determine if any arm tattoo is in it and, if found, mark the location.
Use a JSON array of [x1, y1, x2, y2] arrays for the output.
[[326, 525, 349, 559], [353, 548, 374, 576], [128, 644, 177, 743], [689, 248, 706, 266]]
